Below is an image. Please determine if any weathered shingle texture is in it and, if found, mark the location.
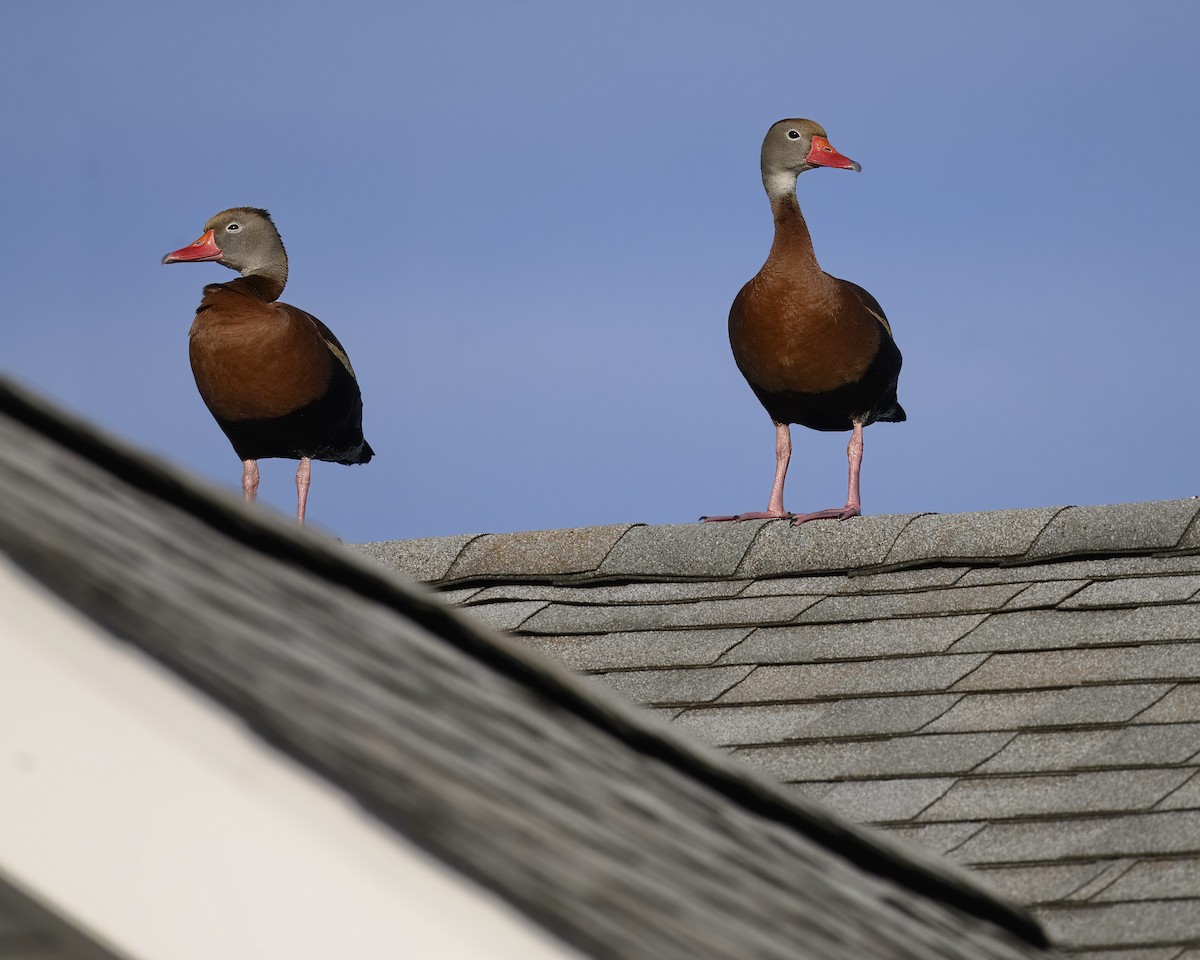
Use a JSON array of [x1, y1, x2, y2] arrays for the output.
[[0, 376, 1047, 960], [361, 501, 1200, 958]]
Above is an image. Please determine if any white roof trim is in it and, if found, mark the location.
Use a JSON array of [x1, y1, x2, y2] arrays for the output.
[[0, 555, 579, 960]]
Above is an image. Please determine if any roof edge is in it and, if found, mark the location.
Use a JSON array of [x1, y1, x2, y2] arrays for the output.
[[360, 497, 1200, 586]]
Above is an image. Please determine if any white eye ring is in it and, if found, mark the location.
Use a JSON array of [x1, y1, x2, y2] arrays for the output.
[[226, 223, 240, 232], [787, 130, 801, 139]]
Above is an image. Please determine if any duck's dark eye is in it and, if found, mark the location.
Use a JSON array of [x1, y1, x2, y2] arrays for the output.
[[226, 223, 240, 232], [787, 130, 800, 139]]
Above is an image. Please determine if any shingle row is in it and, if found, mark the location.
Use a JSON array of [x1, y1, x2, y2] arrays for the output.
[[357, 499, 1200, 586]]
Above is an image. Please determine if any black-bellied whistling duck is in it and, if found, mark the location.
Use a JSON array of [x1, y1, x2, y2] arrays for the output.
[[162, 207, 373, 525], [705, 119, 904, 525]]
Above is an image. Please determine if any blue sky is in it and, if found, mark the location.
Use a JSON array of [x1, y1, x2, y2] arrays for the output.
[[3, 1, 1197, 542]]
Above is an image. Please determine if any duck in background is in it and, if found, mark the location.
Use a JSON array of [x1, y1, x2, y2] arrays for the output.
[[705, 119, 904, 524], [163, 207, 373, 525]]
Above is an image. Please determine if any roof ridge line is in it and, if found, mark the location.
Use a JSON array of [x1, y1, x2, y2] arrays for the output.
[[595, 522, 648, 573], [1018, 504, 1077, 560], [0, 375, 1048, 951], [436, 532, 488, 579], [731, 519, 781, 576], [1176, 504, 1200, 550], [430, 548, 1199, 589], [870, 509, 931, 566], [368, 499, 1200, 586], [439, 522, 646, 585]]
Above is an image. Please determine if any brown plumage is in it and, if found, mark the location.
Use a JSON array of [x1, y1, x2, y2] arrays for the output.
[[707, 119, 904, 524], [163, 207, 373, 524]]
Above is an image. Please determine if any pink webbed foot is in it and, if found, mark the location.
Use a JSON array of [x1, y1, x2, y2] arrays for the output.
[[701, 510, 793, 522], [791, 505, 861, 525]]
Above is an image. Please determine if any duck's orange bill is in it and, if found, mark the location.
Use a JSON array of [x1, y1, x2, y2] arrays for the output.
[[162, 229, 222, 264], [806, 135, 861, 172]]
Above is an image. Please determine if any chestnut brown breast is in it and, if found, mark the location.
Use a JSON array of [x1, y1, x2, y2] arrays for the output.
[[730, 272, 882, 396], [188, 279, 334, 422]]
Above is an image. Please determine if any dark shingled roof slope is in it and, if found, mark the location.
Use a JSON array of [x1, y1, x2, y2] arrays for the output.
[[0, 879, 128, 960], [0, 374, 1048, 960], [360, 500, 1200, 960]]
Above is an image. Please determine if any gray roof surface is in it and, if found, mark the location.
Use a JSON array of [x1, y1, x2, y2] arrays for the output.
[[360, 500, 1200, 959], [0, 877, 125, 960], [0, 374, 1048, 960]]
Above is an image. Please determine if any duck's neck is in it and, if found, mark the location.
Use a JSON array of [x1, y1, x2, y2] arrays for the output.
[[228, 237, 289, 302], [765, 190, 823, 282], [240, 262, 287, 303]]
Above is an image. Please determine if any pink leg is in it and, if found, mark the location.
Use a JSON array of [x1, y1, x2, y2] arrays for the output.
[[295, 456, 311, 525], [792, 421, 864, 524], [703, 422, 794, 522], [241, 459, 259, 503]]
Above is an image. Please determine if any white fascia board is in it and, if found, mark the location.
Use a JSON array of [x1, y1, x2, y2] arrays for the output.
[[0, 554, 580, 960]]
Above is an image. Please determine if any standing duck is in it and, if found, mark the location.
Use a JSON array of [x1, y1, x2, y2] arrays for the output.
[[706, 119, 904, 524], [162, 207, 373, 524]]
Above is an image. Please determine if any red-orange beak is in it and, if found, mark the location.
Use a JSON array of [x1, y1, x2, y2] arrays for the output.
[[806, 135, 861, 172], [162, 229, 222, 264]]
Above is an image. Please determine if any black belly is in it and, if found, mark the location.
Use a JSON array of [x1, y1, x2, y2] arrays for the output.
[[209, 366, 374, 464], [746, 336, 906, 432]]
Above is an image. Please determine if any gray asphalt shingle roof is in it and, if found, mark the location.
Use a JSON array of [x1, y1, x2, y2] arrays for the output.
[[0, 375, 1049, 960], [360, 500, 1200, 959]]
